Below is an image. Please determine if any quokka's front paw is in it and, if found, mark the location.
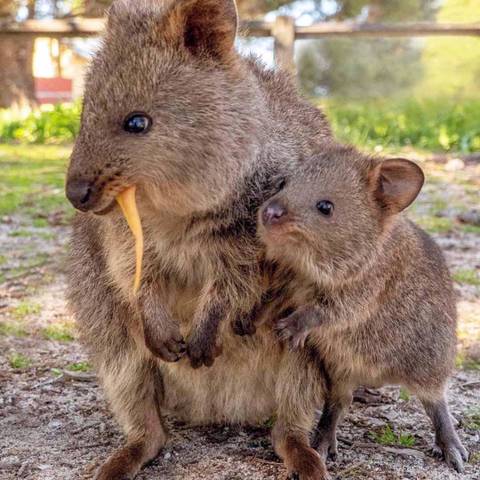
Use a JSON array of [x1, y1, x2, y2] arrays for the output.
[[187, 335, 223, 369], [275, 314, 310, 350], [144, 322, 186, 363]]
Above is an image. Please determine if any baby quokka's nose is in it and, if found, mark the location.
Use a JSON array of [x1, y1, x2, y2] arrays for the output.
[[262, 200, 289, 226]]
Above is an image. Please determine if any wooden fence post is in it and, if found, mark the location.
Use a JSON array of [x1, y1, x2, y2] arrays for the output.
[[273, 15, 296, 74]]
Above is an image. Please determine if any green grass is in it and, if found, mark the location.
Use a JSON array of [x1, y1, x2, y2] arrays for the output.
[[464, 408, 480, 431], [38, 231, 56, 241], [67, 361, 91, 372], [11, 301, 41, 319], [456, 353, 480, 371], [0, 144, 72, 219], [461, 224, 480, 235], [5, 265, 34, 282], [8, 352, 32, 369], [453, 269, 480, 286], [397, 433, 416, 447], [374, 425, 397, 445], [322, 97, 480, 153], [425, 197, 449, 215], [9, 229, 33, 238], [28, 253, 50, 268], [399, 388, 410, 402], [372, 424, 416, 447], [32, 218, 49, 228], [0, 320, 29, 337], [415, 216, 454, 234], [263, 415, 277, 429], [41, 321, 75, 342]]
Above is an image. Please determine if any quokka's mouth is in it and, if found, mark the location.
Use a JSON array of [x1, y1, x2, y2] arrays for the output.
[[259, 219, 305, 248], [93, 199, 117, 216], [260, 223, 291, 243]]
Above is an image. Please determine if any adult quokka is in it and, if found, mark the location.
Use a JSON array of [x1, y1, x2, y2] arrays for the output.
[[66, 0, 333, 479], [258, 143, 468, 473]]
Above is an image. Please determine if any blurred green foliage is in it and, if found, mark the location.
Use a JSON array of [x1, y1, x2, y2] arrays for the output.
[[8, 352, 32, 370], [299, 38, 422, 99], [322, 97, 480, 153], [298, 0, 435, 98], [420, 0, 480, 98], [298, 0, 480, 100], [1, 97, 479, 153], [0, 103, 80, 144]]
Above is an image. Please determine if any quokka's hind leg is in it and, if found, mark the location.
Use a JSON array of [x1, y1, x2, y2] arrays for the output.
[[273, 349, 329, 480], [311, 387, 352, 462], [68, 221, 168, 479], [94, 356, 167, 480], [420, 393, 469, 473]]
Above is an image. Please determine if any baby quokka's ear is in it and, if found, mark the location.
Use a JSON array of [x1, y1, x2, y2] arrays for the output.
[[369, 158, 425, 215], [163, 0, 238, 61]]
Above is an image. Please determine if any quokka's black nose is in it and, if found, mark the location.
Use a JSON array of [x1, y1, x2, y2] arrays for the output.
[[66, 178, 96, 211], [262, 200, 289, 226]]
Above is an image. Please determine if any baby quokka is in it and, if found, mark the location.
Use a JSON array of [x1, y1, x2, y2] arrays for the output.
[[258, 143, 468, 472]]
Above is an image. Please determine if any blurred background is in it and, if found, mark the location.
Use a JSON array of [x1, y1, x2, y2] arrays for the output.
[[0, 2, 479, 477], [0, 0, 479, 150]]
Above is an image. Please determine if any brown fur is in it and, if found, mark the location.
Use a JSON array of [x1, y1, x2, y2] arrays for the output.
[[66, 0, 332, 479], [258, 143, 469, 473]]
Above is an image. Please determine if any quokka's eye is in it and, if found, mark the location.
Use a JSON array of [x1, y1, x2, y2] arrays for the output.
[[123, 113, 152, 134], [316, 200, 334, 217]]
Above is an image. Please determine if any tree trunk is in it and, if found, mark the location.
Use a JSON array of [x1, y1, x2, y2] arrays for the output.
[[0, 37, 36, 109], [83, 0, 110, 17], [236, 0, 294, 18], [0, 0, 36, 109]]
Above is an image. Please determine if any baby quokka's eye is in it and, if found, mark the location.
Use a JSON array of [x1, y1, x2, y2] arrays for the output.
[[316, 200, 334, 217], [123, 113, 152, 134]]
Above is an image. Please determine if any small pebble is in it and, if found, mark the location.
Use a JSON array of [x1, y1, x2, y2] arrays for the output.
[[445, 158, 465, 171]]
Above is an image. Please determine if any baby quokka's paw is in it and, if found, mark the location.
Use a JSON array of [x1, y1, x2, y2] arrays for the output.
[[232, 314, 257, 337], [232, 302, 261, 337], [186, 333, 223, 369], [144, 322, 186, 363], [275, 312, 311, 350]]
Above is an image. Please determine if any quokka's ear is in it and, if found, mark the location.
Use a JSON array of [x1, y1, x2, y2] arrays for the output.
[[369, 158, 424, 215], [163, 0, 238, 61]]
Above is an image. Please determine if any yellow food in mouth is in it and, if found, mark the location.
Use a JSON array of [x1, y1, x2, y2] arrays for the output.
[[116, 186, 144, 295]]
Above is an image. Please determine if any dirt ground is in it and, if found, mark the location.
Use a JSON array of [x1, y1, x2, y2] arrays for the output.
[[0, 153, 479, 480]]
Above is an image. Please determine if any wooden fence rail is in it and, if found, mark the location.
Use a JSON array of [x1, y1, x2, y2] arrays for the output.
[[1, 17, 479, 73]]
